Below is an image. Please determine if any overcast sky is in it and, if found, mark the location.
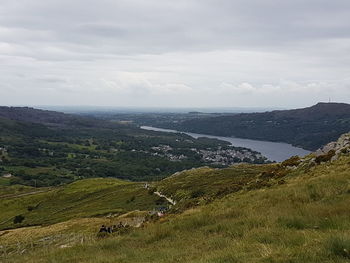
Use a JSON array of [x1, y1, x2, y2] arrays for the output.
[[0, 0, 349, 108]]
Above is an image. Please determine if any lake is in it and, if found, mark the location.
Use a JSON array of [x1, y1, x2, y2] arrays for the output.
[[141, 126, 311, 162]]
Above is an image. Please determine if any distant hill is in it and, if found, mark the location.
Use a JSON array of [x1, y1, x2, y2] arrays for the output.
[[154, 103, 350, 150], [0, 106, 122, 129], [0, 106, 78, 125]]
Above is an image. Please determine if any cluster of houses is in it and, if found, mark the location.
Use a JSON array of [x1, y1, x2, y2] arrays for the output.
[[148, 144, 266, 165], [197, 148, 266, 165], [150, 145, 187, 161]]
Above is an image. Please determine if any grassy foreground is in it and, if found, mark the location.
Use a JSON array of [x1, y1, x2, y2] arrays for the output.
[[0, 178, 164, 231], [1, 153, 349, 262]]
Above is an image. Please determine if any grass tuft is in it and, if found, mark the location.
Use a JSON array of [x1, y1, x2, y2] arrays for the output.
[[325, 236, 350, 259]]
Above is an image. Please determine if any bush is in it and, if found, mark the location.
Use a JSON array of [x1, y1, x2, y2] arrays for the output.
[[27, 205, 35, 211], [13, 215, 25, 224], [190, 190, 205, 198], [281, 156, 300, 167], [315, 150, 336, 164]]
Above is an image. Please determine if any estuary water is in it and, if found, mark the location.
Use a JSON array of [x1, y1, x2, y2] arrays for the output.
[[141, 126, 310, 162]]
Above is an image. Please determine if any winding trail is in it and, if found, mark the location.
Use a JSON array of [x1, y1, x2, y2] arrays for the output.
[[153, 191, 176, 205], [143, 183, 176, 206]]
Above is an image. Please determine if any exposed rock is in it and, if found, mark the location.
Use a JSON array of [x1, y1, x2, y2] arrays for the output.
[[59, 244, 72, 249], [315, 132, 350, 161], [2, 173, 13, 178]]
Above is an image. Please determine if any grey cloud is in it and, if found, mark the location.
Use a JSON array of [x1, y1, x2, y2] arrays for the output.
[[1, 0, 350, 57], [0, 0, 349, 107], [36, 77, 68, 83], [76, 23, 127, 38]]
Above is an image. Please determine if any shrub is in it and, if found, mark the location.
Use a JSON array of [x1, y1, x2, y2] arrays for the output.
[[13, 215, 25, 224], [27, 205, 35, 211], [281, 156, 301, 167], [315, 150, 336, 164], [190, 190, 205, 198]]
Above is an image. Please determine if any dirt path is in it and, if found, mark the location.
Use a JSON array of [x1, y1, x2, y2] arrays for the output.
[[143, 183, 176, 206], [153, 191, 176, 205]]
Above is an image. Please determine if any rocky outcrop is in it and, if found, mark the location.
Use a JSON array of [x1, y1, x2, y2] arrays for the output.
[[315, 132, 350, 161]]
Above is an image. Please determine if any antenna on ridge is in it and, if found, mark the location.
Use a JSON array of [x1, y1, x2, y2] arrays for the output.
[[328, 97, 331, 103]]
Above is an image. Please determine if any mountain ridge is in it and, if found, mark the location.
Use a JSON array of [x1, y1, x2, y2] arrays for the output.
[[149, 102, 350, 150]]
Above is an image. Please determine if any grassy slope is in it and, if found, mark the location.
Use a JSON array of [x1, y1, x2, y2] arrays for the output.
[[1, 154, 349, 262], [0, 178, 163, 231], [156, 164, 273, 199]]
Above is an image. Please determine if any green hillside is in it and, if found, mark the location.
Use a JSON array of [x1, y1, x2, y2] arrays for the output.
[[0, 178, 166, 231], [1, 106, 250, 186], [137, 102, 350, 150], [1, 134, 349, 262], [154, 164, 277, 212]]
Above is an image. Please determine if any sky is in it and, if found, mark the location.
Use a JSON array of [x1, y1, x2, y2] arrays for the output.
[[0, 0, 349, 108]]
